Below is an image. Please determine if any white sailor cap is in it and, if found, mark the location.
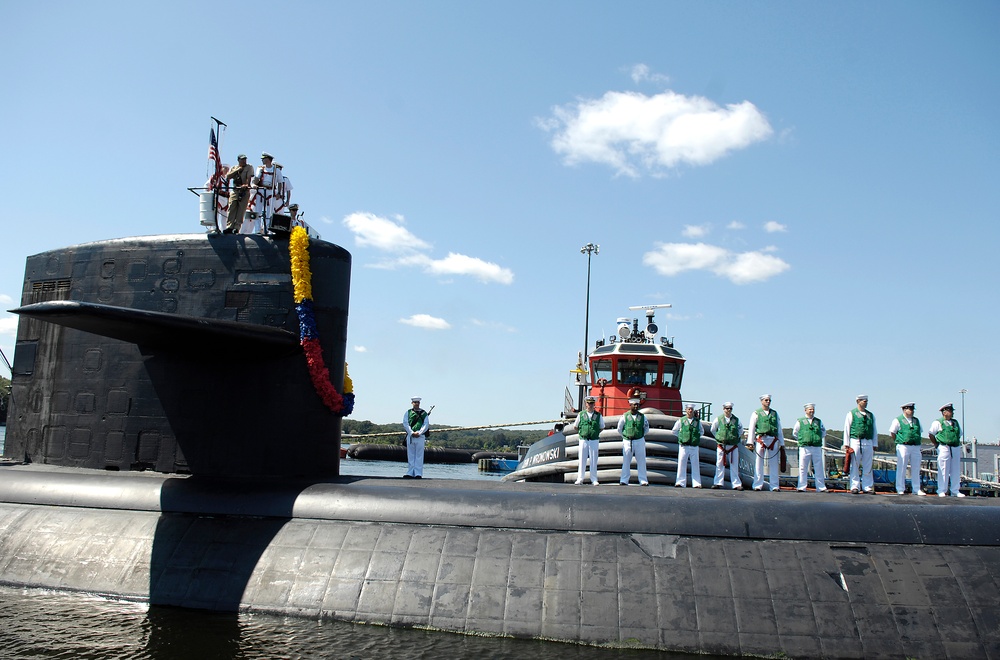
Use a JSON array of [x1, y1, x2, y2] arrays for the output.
[[804, 403, 815, 409], [723, 402, 734, 408], [628, 398, 641, 405], [901, 402, 916, 409], [939, 402, 954, 412], [261, 151, 274, 159], [856, 394, 868, 401], [584, 395, 596, 403], [684, 402, 695, 409], [759, 394, 771, 401], [410, 397, 421, 403]]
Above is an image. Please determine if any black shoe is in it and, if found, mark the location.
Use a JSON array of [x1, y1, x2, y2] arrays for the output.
[[414, 475, 422, 479], [850, 488, 859, 494], [402, 474, 413, 479], [711, 485, 722, 489]]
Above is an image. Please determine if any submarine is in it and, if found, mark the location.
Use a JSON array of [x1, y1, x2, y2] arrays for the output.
[[2, 193, 1000, 657]]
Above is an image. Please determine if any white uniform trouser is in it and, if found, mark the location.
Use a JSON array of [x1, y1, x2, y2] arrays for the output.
[[714, 444, 740, 488], [797, 446, 826, 491], [937, 444, 962, 496], [848, 438, 875, 492], [752, 435, 782, 490], [577, 438, 600, 484], [675, 444, 702, 487], [896, 444, 923, 493], [406, 434, 425, 477], [621, 437, 648, 484]]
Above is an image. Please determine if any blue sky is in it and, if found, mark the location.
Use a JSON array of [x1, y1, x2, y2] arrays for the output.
[[2, 1, 998, 441]]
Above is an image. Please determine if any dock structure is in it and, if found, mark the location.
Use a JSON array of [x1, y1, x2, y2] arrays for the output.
[[1, 465, 998, 658]]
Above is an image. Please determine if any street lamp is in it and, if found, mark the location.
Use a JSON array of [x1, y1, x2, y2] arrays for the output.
[[579, 243, 599, 410]]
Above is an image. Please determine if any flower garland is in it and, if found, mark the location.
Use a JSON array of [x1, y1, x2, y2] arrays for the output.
[[289, 226, 355, 415]]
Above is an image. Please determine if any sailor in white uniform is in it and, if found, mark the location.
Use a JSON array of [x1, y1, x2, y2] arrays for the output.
[[889, 402, 925, 495], [929, 403, 965, 497], [572, 395, 602, 485], [792, 403, 828, 492], [617, 398, 649, 486], [403, 397, 430, 478], [710, 402, 743, 490], [671, 403, 703, 488], [844, 395, 877, 494], [746, 394, 784, 491], [246, 151, 278, 233]]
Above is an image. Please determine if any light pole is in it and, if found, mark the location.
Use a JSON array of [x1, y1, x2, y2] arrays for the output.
[[579, 243, 599, 411]]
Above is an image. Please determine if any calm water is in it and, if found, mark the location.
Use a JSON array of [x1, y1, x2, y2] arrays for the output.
[[0, 427, 693, 658]]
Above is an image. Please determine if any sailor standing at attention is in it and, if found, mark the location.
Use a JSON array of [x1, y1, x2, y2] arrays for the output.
[[403, 397, 429, 479], [711, 402, 743, 490], [617, 398, 649, 486], [572, 395, 603, 485], [890, 402, 925, 495], [248, 152, 277, 233], [929, 403, 965, 497], [672, 403, 704, 488], [844, 395, 877, 494], [792, 404, 828, 492], [746, 395, 784, 491]]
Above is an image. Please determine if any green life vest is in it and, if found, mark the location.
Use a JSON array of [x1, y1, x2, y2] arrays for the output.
[[849, 408, 875, 440], [796, 417, 823, 446], [677, 417, 701, 445], [754, 408, 779, 436], [715, 415, 741, 445], [408, 409, 427, 431], [934, 418, 961, 447], [622, 412, 646, 440], [894, 415, 922, 445], [577, 411, 603, 440]]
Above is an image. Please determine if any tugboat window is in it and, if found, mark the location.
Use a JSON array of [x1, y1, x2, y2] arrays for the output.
[[592, 359, 613, 383], [661, 363, 680, 388], [618, 359, 658, 386]]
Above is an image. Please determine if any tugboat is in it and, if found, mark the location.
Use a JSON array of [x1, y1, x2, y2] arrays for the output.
[[504, 305, 755, 485]]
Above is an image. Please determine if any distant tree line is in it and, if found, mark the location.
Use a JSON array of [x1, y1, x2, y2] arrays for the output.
[[341, 419, 548, 452]]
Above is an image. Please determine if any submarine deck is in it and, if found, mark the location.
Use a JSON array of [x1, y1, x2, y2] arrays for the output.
[[1, 465, 999, 659]]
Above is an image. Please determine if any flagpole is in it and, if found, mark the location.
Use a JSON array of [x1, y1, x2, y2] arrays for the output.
[[209, 117, 227, 230]]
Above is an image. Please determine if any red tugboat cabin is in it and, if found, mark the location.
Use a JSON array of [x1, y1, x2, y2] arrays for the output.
[[586, 311, 701, 417]]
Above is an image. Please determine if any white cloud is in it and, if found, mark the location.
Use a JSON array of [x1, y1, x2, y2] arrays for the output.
[[541, 89, 772, 177], [681, 224, 709, 238], [643, 242, 790, 284], [342, 212, 513, 284], [629, 64, 670, 86], [342, 212, 431, 252], [353, 345, 368, 353], [727, 221, 746, 230], [470, 319, 518, 333], [399, 314, 451, 330], [764, 221, 787, 233], [0, 315, 17, 336], [0, 294, 13, 304]]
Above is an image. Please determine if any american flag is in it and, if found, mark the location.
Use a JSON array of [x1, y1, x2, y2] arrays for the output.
[[207, 127, 223, 190]]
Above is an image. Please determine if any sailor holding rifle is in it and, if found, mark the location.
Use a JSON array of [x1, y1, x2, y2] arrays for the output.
[[746, 394, 784, 491], [672, 403, 703, 488], [711, 402, 743, 489], [403, 397, 430, 479], [844, 395, 877, 494]]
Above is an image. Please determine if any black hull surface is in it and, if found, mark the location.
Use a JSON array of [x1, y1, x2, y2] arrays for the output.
[[0, 464, 998, 658]]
